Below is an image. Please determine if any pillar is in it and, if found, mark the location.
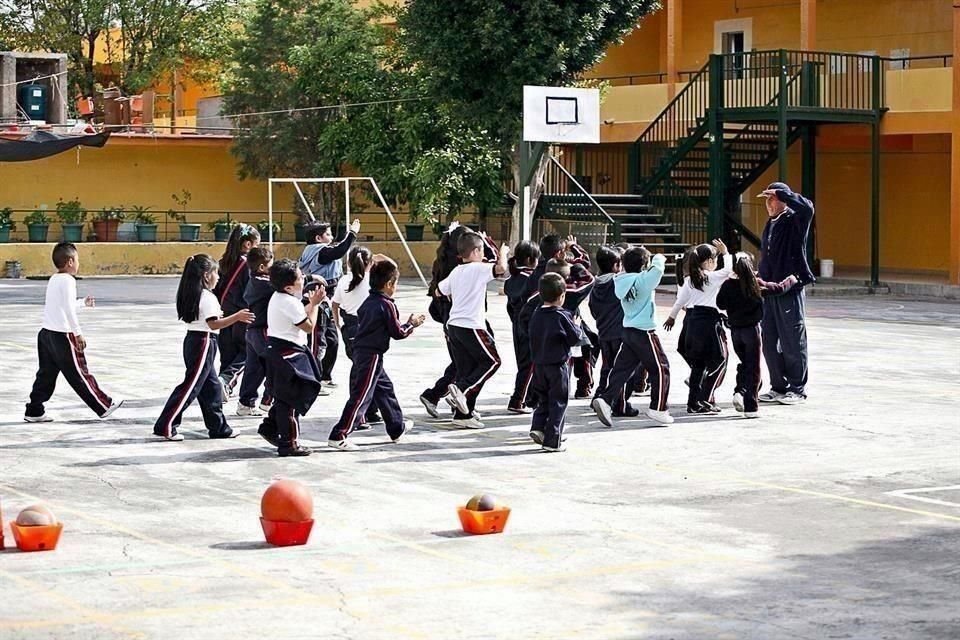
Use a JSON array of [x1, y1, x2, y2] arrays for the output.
[[800, 0, 817, 50], [951, 2, 960, 284], [666, 0, 683, 98]]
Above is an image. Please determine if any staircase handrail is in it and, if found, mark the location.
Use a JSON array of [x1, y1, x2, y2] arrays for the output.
[[633, 61, 710, 146], [546, 154, 615, 225]]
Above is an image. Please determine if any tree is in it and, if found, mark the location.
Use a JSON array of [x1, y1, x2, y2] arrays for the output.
[[396, 0, 659, 240]]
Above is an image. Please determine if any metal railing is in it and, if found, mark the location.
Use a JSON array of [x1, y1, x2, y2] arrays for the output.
[[545, 144, 633, 195], [583, 70, 700, 86]]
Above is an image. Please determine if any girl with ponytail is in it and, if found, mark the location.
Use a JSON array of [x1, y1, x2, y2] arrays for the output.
[[155, 254, 254, 441], [717, 252, 798, 418], [214, 223, 260, 395]]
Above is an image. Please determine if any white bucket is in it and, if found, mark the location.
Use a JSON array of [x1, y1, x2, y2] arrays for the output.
[[820, 259, 834, 279]]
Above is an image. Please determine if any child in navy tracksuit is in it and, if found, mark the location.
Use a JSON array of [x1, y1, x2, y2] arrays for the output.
[[717, 252, 797, 417], [528, 273, 583, 452], [214, 224, 260, 396], [155, 254, 254, 441], [328, 260, 425, 450], [257, 259, 327, 457], [299, 218, 361, 384], [504, 240, 541, 413], [236, 247, 274, 416]]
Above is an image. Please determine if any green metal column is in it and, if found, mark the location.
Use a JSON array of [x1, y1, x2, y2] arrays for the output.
[[777, 49, 789, 182], [707, 54, 725, 239], [800, 60, 819, 268]]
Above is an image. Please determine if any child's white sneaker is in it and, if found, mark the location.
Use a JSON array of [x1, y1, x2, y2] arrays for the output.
[[258, 400, 272, 413], [419, 395, 440, 418], [452, 415, 484, 429], [529, 430, 545, 445], [24, 413, 54, 423], [541, 444, 567, 453], [591, 398, 613, 427], [644, 408, 674, 425], [743, 411, 760, 419], [446, 384, 469, 414], [732, 392, 744, 413], [236, 404, 263, 417], [327, 439, 359, 451], [153, 431, 184, 442], [391, 419, 414, 443], [101, 399, 124, 419]]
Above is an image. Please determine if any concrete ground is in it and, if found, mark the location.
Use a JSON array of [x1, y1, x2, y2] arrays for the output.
[[0, 277, 958, 640]]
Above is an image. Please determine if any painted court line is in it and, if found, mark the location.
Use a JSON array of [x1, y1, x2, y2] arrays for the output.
[[886, 485, 960, 509]]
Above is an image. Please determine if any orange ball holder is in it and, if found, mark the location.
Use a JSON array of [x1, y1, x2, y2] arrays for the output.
[[457, 506, 511, 535], [10, 522, 63, 552], [260, 518, 314, 547]]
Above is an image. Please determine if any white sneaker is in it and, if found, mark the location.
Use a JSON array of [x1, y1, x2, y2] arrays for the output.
[[452, 415, 484, 429], [258, 401, 272, 413], [447, 384, 469, 414], [529, 430, 545, 445], [236, 404, 263, 417], [24, 413, 54, 423], [591, 397, 613, 427], [420, 395, 440, 419], [101, 399, 124, 419], [153, 432, 184, 442], [391, 419, 414, 443], [322, 380, 338, 388], [541, 444, 567, 453], [777, 391, 806, 405], [743, 411, 760, 419], [644, 408, 674, 425], [317, 386, 332, 397], [327, 438, 359, 451], [219, 379, 230, 403], [732, 392, 745, 413], [759, 390, 785, 403]]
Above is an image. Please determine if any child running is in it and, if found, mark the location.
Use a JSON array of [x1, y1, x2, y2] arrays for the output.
[[214, 223, 260, 397], [257, 259, 326, 457], [717, 252, 797, 418], [236, 246, 274, 416], [154, 254, 254, 441], [528, 273, 584, 452], [438, 232, 510, 429], [25, 242, 121, 422], [664, 240, 733, 414], [332, 245, 390, 428], [591, 247, 673, 426], [299, 218, 361, 386], [327, 259, 424, 450], [504, 240, 540, 413]]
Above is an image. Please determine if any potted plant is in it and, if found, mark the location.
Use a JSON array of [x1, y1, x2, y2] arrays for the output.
[[208, 216, 237, 242], [92, 206, 124, 242], [169, 190, 200, 241], [131, 206, 158, 242], [0, 207, 15, 243], [404, 211, 430, 242], [25, 208, 52, 243], [55, 198, 87, 243], [257, 219, 282, 241]]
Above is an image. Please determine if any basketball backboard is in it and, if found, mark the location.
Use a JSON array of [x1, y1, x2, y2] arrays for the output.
[[522, 86, 600, 144]]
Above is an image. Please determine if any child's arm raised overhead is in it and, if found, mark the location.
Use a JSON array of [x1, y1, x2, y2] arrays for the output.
[[480, 233, 500, 263], [493, 243, 510, 277], [566, 237, 591, 268]]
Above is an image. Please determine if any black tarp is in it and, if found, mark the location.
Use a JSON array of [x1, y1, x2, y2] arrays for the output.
[[0, 130, 110, 162]]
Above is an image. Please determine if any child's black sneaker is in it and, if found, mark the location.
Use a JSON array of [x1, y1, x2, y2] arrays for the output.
[[257, 425, 281, 447], [612, 406, 640, 418], [529, 430, 545, 445], [279, 444, 313, 457]]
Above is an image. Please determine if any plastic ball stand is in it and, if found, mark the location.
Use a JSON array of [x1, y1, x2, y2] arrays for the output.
[[260, 518, 314, 547], [457, 506, 511, 535], [10, 522, 63, 552]]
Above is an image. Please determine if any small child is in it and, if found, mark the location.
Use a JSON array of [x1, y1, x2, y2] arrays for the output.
[[528, 273, 584, 452], [236, 246, 275, 416], [257, 259, 326, 456], [591, 247, 673, 426], [717, 252, 797, 418], [589, 245, 644, 417], [504, 240, 541, 413], [332, 245, 390, 428], [299, 218, 361, 385], [154, 254, 254, 441], [438, 232, 510, 429], [327, 260, 425, 450], [214, 224, 260, 396], [25, 242, 121, 422], [664, 240, 733, 414]]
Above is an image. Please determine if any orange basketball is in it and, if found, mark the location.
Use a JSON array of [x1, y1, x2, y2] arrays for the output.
[[261, 479, 313, 522], [16, 503, 57, 526]]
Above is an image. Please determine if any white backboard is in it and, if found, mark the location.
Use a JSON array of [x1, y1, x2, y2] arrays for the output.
[[523, 86, 600, 144]]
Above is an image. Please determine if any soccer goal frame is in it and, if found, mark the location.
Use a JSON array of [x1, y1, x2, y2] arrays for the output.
[[267, 177, 428, 287]]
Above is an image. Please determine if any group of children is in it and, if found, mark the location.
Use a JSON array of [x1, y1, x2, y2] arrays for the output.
[[25, 219, 798, 456]]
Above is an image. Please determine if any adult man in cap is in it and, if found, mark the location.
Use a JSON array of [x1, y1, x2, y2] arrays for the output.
[[757, 182, 815, 404]]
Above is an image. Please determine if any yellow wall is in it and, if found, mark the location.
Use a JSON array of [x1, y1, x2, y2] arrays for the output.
[[885, 68, 952, 113], [587, 11, 664, 80]]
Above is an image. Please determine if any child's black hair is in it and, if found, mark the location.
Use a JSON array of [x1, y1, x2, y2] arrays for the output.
[[545, 257, 571, 281], [596, 245, 621, 275], [688, 243, 718, 291], [733, 252, 763, 300], [457, 232, 484, 259], [675, 248, 692, 285], [622, 246, 651, 273], [429, 226, 468, 295], [304, 221, 331, 245], [269, 258, 301, 292], [247, 246, 274, 274], [539, 234, 564, 260], [220, 223, 260, 276], [370, 259, 399, 291], [539, 272, 566, 304], [347, 245, 373, 293], [52, 242, 78, 269], [176, 254, 218, 323], [508, 240, 541, 277]]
